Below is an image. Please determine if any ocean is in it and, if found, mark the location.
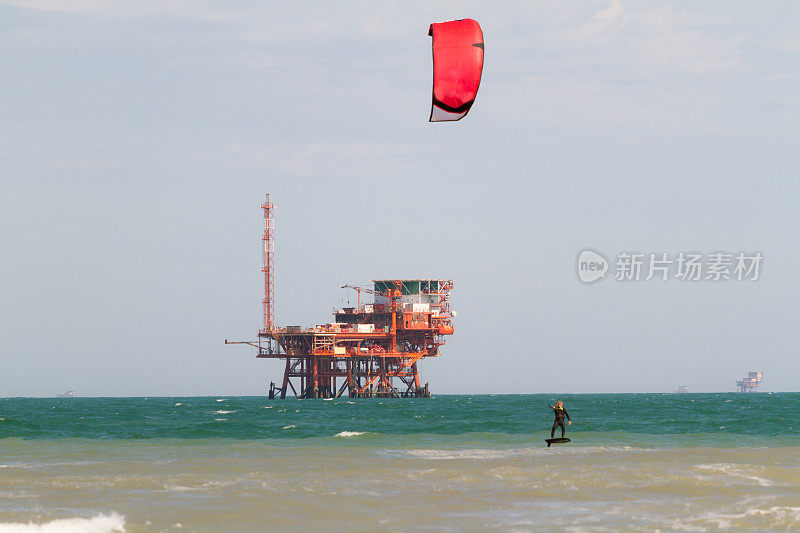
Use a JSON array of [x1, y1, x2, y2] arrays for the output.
[[1, 393, 798, 531]]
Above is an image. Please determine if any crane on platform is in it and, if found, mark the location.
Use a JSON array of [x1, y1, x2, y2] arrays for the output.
[[341, 283, 401, 310], [342, 282, 404, 354], [341, 284, 367, 309]]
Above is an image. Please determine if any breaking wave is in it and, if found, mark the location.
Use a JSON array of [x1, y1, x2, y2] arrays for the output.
[[0, 513, 125, 533], [335, 431, 366, 437]]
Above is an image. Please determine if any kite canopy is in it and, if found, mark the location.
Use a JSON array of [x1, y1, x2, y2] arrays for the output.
[[428, 18, 484, 122]]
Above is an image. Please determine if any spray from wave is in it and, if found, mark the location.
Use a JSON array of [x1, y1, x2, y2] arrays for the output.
[[335, 431, 365, 437], [0, 513, 125, 533]]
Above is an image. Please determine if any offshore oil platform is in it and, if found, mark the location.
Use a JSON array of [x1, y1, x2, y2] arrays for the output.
[[736, 371, 764, 393], [226, 195, 456, 398]]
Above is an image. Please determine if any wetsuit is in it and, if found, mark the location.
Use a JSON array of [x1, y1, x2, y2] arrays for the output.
[[551, 405, 571, 438]]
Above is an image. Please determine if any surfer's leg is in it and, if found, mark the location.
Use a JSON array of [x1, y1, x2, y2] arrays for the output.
[[550, 420, 558, 439], [558, 419, 565, 438]]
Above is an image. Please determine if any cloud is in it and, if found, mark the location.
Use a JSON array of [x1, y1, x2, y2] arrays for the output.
[[778, 39, 800, 52], [472, 1, 752, 131], [0, 0, 194, 15], [255, 141, 427, 176], [2, 0, 795, 136], [533, 2, 741, 74]]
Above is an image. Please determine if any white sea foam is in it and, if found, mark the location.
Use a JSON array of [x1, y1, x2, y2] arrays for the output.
[[322, 398, 334, 401], [746, 506, 800, 522], [695, 463, 773, 486], [214, 410, 234, 414], [404, 448, 538, 460], [0, 513, 125, 533], [282, 425, 296, 429], [216, 399, 225, 402], [214, 418, 227, 421], [335, 431, 365, 437], [174, 403, 182, 406], [400, 445, 653, 460], [165, 481, 235, 493], [686, 506, 800, 530]]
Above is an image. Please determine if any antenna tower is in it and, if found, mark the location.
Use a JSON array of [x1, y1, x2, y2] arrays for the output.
[[262, 194, 275, 334]]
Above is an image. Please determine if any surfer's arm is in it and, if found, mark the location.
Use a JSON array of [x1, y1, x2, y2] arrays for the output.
[[564, 409, 571, 422]]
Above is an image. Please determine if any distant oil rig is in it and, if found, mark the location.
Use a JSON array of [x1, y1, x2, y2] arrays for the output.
[[226, 195, 456, 398], [736, 371, 764, 393]]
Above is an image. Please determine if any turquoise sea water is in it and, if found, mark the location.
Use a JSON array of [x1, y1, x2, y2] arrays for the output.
[[2, 393, 798, 443], [1, 394, 799, 531]]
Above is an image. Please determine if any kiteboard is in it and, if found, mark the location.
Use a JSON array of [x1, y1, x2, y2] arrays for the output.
[[545, 437, 571, 447]]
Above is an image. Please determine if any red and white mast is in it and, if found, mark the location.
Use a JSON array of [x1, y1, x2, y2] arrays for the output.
[[262, 194, 275, 335]]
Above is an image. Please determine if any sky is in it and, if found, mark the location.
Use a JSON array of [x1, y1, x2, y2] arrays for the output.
[[1, 1, 798, 396]]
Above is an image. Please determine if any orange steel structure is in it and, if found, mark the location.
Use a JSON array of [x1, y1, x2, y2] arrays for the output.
[[226, 195, 456, 398]]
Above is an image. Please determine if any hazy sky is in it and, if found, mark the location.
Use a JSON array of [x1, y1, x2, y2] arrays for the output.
[[2, 1, 798, 396]]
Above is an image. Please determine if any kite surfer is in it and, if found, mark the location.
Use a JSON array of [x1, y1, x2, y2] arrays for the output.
[[549, 400, 571, 439]]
